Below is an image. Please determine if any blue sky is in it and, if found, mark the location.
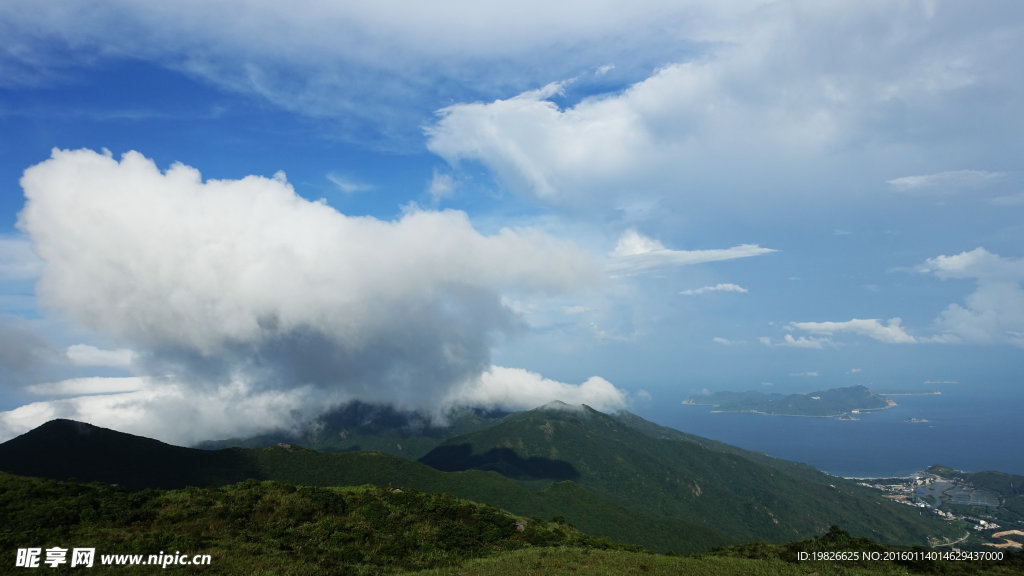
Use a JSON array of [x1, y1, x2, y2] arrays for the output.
[[1, 1, 1022, 443]]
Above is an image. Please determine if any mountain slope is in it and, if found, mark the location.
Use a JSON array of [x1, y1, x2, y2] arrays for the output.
[[0, 471, 610, 575], [3, 471, 1021, 576], [0, 419, 259, 490], [198, 402, 508, 459], [0, 419, 723, 553], [0, 410, 963, 551], [418, 404, 960, 547]]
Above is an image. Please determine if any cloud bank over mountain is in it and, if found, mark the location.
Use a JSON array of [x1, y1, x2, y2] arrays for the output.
[[6, 148, 623, 442]]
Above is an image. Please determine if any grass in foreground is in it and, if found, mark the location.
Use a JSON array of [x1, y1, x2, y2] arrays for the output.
[[3, 472, 1021, 575]]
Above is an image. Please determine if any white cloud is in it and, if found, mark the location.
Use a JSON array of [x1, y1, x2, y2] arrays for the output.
[[778, 248, 1024, 348], [426, 3, 1024, 211], [427, 171, 455, 203], [920, 248, 1024, 347], [611, 230, 666, 257], [887, 170, 1003, 193], [443, 366, 627, 414], [920, 247, 1024, 282], [16, 148, 598, 438], [26, 376, 147, 395], [632, 388, 652, 402], [759, 334, 830, 349], [790, 318, 916, 344], [711, 336, 735, 345], [65, 344, 134, 367], [0, 1, 715, 144], [607, 230, 775, 275], [789, 371, 819, 377], [681, 283, 748, 296], [326, 172, 372, 194], [0, 379, 332, 445]]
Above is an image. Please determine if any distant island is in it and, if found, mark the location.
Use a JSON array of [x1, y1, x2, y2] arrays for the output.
[[682, 385, 894, 418]]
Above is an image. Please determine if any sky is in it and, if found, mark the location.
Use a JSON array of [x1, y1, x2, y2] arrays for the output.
[[0, 1, 1022, 445]]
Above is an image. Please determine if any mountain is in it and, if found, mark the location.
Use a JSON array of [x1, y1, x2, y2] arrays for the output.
[[0, 471, 615, 575], [0, 419, 258, 490], [197, 401, 508, 459], [0, 407, 961, 552], [419, 403, 959, 546], [0, 418, 723, 552]]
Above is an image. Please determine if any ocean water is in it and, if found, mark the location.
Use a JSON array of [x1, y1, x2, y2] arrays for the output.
[[641, 387, 1023, 478]]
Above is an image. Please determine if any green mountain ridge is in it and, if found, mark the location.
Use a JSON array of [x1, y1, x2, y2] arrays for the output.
[[0, 406, 963, 554], [418, 404, 959, 547], [197, 403, 508, 459], [0, 418, 723, 553]]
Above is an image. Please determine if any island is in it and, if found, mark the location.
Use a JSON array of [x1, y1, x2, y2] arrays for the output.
[[682, 385, 894, 418]]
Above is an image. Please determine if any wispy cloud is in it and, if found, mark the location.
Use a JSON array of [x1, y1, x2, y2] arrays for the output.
[[427, 170, 455, 203], [326, 172, 373, 194], [681, 283, 748, 296], [989, 193, 1024, 206], [887, 170, 1003, 194], [65, 344, 134, 367], [27, 376, 147, 396], [789, 318, 916, 344], [608, 230, 775, 275], [759, 334, 830, 349]]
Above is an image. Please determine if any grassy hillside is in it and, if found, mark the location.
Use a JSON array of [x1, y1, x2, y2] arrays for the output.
[[0, 471, 613, 575], [0, 420, 724, 553], [420, 404, 962, 547], [2, 472, 1020, 576], [0, 412, 962, 553]]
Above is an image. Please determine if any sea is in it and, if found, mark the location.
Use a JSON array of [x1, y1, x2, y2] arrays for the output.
[[641, 387, 1023, 479]]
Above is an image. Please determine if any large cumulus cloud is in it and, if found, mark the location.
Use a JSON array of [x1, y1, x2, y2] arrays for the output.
[[12, 148, 611, 441]]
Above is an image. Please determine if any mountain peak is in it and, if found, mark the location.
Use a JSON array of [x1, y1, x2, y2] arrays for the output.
[[35, 418, 102, 436], [534, 400, 582, 412], [0, 418, 258, 490]]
